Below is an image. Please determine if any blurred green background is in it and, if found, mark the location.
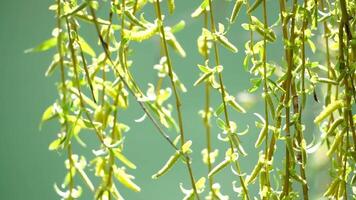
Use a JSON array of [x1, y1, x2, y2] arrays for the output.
[[0, 0, 329, 199]]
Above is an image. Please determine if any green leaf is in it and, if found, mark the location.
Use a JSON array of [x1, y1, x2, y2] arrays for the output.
[[191, 0, 209, 18], [253, 113, 267, 148], [246, 154, 265, 184], [248, 78, 262, 93], [48, 138, 62, 151], [208, 159, 230, 178], [327, 130, 344, 157], [25, 37, 57, 53], [317, 77, 339, 85], [255, 123, 268, 148], [124, 20, 160, 42], [215, 103, 224, 116], [171, 20, 185, 33], [113, 149, 137, 169], [182, 140, 193, 154], [77, 168, 95, 191], [41, 104, 57, 122], [61, 2, 88, 18], [152, 151, 180, 179], [323, 179, 340, 197], [45, 55, 60, 77], [216, 118, 226, 130], [228, 98, 246, 113], [78, 36, 96, 57], [321, 118, 344, 139], [197, 64, 211, 73], [75, 14, 115, 27], [87, 0, 99, 10], [194, 72, 213, 86], [124, 11, 147, 28], [247, 0, 262, 13], [168, 0, 175, 14], [265, 93, 275, 119], [290, 170, 307, 185], [166, 32, 186, 57], [230, 0, 243, 23], [114, 167, 141, 192], [307, 39, 316, 53], [314, 100, 343, 124], [250, 16, 276, 42], [216, 34, 238, 53], [230, 134, 247, 156]]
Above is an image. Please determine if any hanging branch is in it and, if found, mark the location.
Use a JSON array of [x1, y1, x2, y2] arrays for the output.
[[153, 0, 200, 199]]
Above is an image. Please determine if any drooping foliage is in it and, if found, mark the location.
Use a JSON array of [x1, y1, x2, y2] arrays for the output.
[[32, 0, 355, 199]]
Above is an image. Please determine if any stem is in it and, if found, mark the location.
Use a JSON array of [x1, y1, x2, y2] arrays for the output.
[[57, 0, 66, 110], [339, 0, 356, 148], [65, 18, 106, 146], [202, 10, 215, 198], [261, 1, 271, 196], [295, 1, 309, 199], [106, 2, 118, 200], [340, 12, 354, 199], [278, 0, 297, 197], [56, 0, 74, 196], [340, 0, 356, 61], [207, 0, 250, 199], [107, 82, 121, 200], [100, 1, 114, 105], [246, 0, 256, 62], [87, 4, 180, 153], [153, 1, 200, 199], [67, 144, 75, 197]]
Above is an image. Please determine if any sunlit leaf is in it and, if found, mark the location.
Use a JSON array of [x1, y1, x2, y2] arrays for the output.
[[25, 37, 57, 53]]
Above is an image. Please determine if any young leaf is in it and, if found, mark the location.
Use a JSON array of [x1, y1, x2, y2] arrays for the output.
[[182, 140, 193, 154], [265, 93, 275, 119], [227, 97, 246, 113], [208, 159, 230, 178], [230, 134, 247, 156], [317, 77, 339, 85], [216, 118, 226, 130], [327, 130, 344, 157], [25, 37, 57, 53], [245, 154, 265, 184], [61, 2, 88, 18], [114, 167, 141, 192], [78, 36, 96, 57], [248, 78, 262, 93], [45, 55, 60, 77], [247, 0, 262, 13], [323, 179, 340, 197], [215, 103, 224, 116], [166, 31, 186, 57], [194, 72, 213, 86], [230, 0, 243, 23], [77, 168, 94, 192], [314, 100, 343, 123], [48, 138, 63, 151], [255, 122, 268, 148], [124, 11, 147, 28], [250, 16, 276, 42], [152, 151, 180, 179], [124, 20, 160, 42], [191, 0, 209, 18], [171, 20, 185, 33], [321, 118, 344, 139], [113, 149, 137, 169], [41, 104, 58, 122], [168, 0, 175, 14], [216, 34, 238, 53]]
